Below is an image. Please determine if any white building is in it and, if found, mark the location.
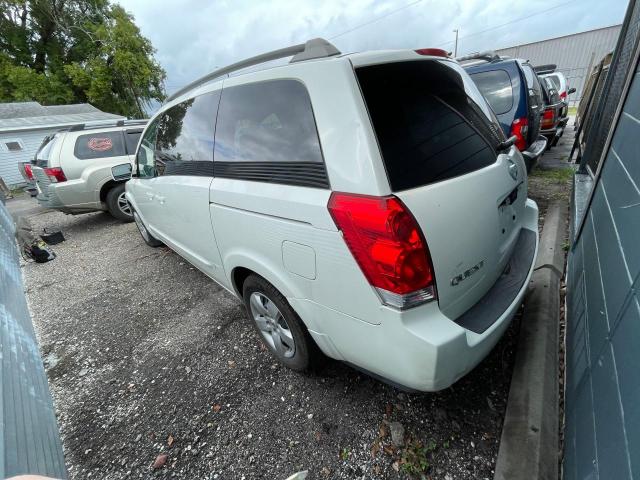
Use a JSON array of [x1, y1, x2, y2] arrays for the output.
[[0, 102, 124, 186], [496, 24, 622, 105]]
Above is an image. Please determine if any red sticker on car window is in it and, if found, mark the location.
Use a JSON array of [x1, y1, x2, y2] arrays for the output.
[[88, 137, 113, 152]]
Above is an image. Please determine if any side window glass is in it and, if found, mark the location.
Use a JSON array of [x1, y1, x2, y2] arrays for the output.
[[136, 119, 158, 178], [214, 79, 323, 164], [74, 132, 125, 160], [124, 131, 142, 155], [155, 91, 220, 177]]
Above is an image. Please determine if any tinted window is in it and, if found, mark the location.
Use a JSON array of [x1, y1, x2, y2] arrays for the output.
[[155, 91, 220, 176], [136, 119, 158, 178], [214, 80, 323, 164], [124, 130, 142, 155], [470, 70, 514, 115], [547, 75, 561, 90], [357, 60, 504, 191], [522, 64, 541, 94], [35, 134, 59, 164], [74, 132, 125, 160]]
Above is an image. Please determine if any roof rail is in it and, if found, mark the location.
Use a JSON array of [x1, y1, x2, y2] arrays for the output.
[[456, 51, 502, 63], [67, 119, 148, 132], [165, 38, 341, 103], [534, 64, 557, 74]]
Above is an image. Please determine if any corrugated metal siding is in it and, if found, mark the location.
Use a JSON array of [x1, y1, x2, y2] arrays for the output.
[[565, 63, 640, 479], [497, 25, 621, 105], [0, 129, 59, 186], [0, 200, 67, 478]]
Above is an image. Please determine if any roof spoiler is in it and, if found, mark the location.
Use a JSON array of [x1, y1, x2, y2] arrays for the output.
[[165, 38, 341, 103], [533, 64, 557, 74], [456, 51, 502, 63]]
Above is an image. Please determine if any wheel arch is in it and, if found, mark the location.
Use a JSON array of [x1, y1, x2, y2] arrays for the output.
[[99, 179, 126, 203]]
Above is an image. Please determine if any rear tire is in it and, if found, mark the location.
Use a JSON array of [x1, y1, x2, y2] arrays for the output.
[[242, 274, 323, 371], [133, 210, 163, 247], [106, 184, 133, 222]]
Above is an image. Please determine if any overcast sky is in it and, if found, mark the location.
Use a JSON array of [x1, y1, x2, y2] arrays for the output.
[[116, 0, 628, 98]]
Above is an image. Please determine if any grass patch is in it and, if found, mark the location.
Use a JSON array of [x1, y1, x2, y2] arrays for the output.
[[400, 439, 437, 477], [568, 106, 577, 117], [530, 168, 574, 184]]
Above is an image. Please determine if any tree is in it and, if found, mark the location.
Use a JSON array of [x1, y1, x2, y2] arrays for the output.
[[0, 0, 165, 116]]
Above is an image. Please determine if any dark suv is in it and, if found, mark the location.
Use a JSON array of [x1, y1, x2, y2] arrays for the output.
[[459, 52, 547, 172]]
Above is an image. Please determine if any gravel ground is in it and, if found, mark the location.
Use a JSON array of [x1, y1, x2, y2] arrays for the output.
[[18, 133, 572, 480], [20, 208, 518, 480]]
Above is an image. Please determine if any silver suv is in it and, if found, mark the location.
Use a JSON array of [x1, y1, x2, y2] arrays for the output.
[[32, 120, 146, 221]]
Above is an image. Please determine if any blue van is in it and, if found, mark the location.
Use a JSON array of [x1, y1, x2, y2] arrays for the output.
[[459, 52, 547, 171]]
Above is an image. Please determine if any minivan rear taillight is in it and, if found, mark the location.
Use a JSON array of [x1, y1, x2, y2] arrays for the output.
[[43, 167, 67, 183], [560, 91, 567, 100], [510, 117, 529, 151], [328, 192, 436, 309]]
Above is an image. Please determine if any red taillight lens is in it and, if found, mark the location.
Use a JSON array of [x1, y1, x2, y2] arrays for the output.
[[415, 48, 448, 58], [541, 108, 555, 129], [510, 117, 529, 151], [24, 164, 33, 180], [560, 91, 567, 100], [43, 167, 66, 183], [328, 192, 436, 309]]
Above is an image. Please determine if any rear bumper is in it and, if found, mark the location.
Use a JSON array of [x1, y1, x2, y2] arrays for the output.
[[521, 136, 548, 171], [36, 182, 103, 214], [293, 199, 539, 391]]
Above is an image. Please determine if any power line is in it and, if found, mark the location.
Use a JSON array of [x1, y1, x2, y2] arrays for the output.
[[328, 0, 423, 40], [436, 0, 579, 47]]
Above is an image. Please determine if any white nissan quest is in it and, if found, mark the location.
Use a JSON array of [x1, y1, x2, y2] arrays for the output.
[[126, 39, 539, 391]]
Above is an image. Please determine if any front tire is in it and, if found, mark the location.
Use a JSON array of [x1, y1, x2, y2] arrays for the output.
[[133, 210, 163, 247], [106, 184, 134, 222], [242, 274, 322, 371]]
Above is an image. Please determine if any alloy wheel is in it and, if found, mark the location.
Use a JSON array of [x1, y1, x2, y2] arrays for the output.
[[249, 292, 296, 358], [117, 192, 132, 217]]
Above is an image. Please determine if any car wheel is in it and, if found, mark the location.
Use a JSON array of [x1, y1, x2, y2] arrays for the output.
[[106, 184, 134, 222], [133, 210, 163, 247], [242, 274, 322, 371]]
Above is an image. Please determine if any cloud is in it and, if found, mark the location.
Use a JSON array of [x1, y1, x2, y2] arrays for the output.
[[117, 0, 627, 97]]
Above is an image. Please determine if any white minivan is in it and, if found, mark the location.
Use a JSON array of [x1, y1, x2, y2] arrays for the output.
[[127, 39, 539, 391]]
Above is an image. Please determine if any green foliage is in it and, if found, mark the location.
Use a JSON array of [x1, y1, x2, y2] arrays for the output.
[[530, 167, 575, 184], [0, 0, 165, 116], [400, 439, 437, 477], [339, 447, 350, 461]]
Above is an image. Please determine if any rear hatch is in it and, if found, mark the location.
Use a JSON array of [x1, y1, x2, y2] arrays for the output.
[[520, 63, 543, 145], [31, 134, 59, 201], [355, 57, 529, 320]]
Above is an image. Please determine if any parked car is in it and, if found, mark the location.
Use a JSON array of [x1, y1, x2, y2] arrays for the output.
[[539, 76, 568, 148], [536, 67, 576, 105], [459, 52, 547, 172], [127, 39, 539, 392], [17, 161, 37, 197], [31, 120, 146, 221]]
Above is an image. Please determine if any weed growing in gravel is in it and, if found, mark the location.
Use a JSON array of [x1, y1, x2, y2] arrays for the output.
[[400, 439, 437, 477], [339, 447, 350, 461]]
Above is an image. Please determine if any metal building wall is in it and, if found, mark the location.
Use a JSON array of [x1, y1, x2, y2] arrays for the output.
[[497, 25, 621, 105], [564, 2, 640, 477]]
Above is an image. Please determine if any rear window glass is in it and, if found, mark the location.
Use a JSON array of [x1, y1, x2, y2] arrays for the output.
[[35, 134, 59, 163], [356, 60, 505, 191], [74, 132, 125, 160], [470, 70, 514, 115], [522, 64, 541, 94], [546, 75, 561, 90]]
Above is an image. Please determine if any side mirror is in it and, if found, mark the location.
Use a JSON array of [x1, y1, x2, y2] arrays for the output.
[[568, 87, 576, 95], [497, 135, 518, 151]]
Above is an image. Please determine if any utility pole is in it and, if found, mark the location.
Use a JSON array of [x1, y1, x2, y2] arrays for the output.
[[453, 29, 459, 57]]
